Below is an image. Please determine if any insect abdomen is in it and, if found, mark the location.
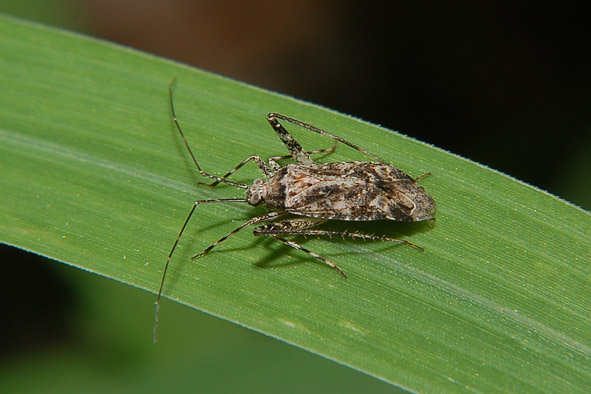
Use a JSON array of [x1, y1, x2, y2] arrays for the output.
[[274, 162, 435, 222]]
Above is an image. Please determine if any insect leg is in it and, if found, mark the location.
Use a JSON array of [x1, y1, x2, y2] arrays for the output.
[[413, 172, 432, 182], [252, 218, 347, 277], [266, 114, 315, 166], [268, 113, 385, 163], [201, 155, 274, 187], [196, 140, 335, 182], [155, 197, 248, 343], [267, 234, 347, 278], [257, 228, 424, 251], [192, 211, 286, 259], [267, 141, 337, 170], [169, 79, 248, 190]]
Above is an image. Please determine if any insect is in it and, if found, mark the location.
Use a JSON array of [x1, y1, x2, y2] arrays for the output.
[[153, 80, 436, 341]]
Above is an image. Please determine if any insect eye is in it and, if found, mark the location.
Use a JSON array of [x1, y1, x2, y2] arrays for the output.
[[250, 193, 261, 206]]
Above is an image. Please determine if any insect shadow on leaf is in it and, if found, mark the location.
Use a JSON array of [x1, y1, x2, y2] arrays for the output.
[[153, 79, 436, 342]]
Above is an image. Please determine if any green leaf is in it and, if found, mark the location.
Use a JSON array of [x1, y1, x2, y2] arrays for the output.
[[1, 14, 590, 393]]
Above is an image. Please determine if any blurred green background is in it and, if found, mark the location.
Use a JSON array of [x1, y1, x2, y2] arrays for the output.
[[1, 1, 589, 393]]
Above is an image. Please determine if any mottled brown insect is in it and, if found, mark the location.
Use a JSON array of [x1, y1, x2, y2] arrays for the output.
[[153, 80, 436, 341]]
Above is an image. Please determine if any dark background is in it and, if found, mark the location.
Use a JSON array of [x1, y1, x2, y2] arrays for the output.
[[2, 1, 589, 389], [3, 1, 589, 206], [80, 1, 589, 208]]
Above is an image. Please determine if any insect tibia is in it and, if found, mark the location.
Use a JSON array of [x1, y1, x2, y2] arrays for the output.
[[267, 234, 348, 279], [255, 227, 424, 251], [153, 301, 160, 343], [268, 113, 384, 163], [414, 172, 432, 182], [267, 113, 314, 166]]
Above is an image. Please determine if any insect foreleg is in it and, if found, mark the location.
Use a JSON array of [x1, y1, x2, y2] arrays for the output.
[[200, 155, 274, 187]]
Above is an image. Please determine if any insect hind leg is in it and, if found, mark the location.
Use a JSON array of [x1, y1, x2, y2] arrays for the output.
[[267, 113, 385, 164], [253, 218, 347, 278], [267, 234, 347, 278], [266, 113, 315, 166], [254, 218, 425, 278], [260, 229, 424, 251]]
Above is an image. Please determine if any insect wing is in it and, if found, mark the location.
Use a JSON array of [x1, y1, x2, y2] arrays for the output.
[[280, 162, 435, 221]]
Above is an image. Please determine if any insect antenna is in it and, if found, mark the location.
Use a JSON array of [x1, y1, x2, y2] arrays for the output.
[[169, 79, 248, 190], [155, 79, 252, 342], [154, 197, 247, 343]]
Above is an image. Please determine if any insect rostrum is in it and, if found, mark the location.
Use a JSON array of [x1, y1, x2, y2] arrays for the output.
[[153, 80, 436, 342]]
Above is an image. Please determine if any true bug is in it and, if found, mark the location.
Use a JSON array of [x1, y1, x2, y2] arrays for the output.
[[153, 80, 436, 341]]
